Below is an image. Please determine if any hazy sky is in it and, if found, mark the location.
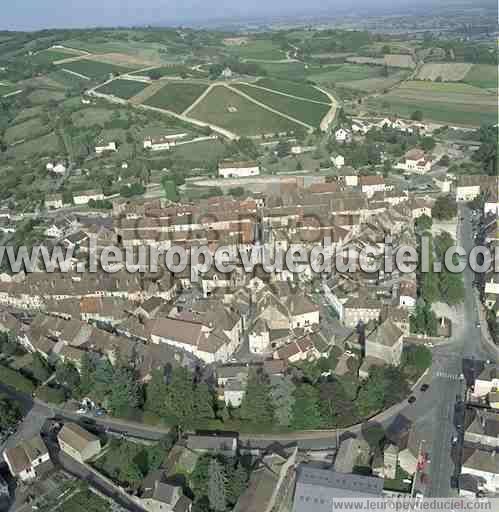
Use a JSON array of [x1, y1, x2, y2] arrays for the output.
[[0, 0, 485, 30]]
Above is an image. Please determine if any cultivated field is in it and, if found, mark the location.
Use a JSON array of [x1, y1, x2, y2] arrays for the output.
[[339, 70, 409, 92], [72, 107, 115, 128], [143, 82, 208, 114], [255, 78, 330, 102], [258, 62, 312, 80], [384, 54, 416, 69], [0, 83, 18, 96], [96, 79, 148, 99], [6, 132, 62, 158], [26, 88, 66, 104], [226, 39, 285, 61], [416, 63, 473, 82], [308, 63, 385, 83], [463, 64, 498, 90], [4, 118, 49, 144], [367, 81, 496, 126], [28, 49, 77, 64], [233, 83, 330, 127], [170, 139, 227, 163], [56, 59, 137, 80], [132, 65, 206, 79], [188, 85, 304, 136]]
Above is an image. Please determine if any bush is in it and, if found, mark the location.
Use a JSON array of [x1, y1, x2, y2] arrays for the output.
[[0, 365, 35, 394]]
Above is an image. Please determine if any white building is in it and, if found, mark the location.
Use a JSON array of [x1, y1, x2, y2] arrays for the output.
[[3, 435, 51, 482], [472, 365, 499, 399], [334, 128, 352, 144], [291, 145, 316, 155], [352, 120, 372, 135], [396, 149, 432, 174], [218, 160, 260, 178], [461, 448, 499, 494], [248, 319, 270, 354], [45, 194, 63, 209], [456, 176, 496, 202], [144, 133, 188, 152], [95, 141, 117, 154], [222, 67, 233, 79], [73, 190, 105, 205], [331, 154, 345, 168], [360, 175, 385, 198]]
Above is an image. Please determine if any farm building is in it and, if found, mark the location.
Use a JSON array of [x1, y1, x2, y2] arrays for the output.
[[218, 160, 260, 178]]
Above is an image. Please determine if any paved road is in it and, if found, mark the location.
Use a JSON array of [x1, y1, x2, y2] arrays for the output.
[[424, 205, 496, 497]]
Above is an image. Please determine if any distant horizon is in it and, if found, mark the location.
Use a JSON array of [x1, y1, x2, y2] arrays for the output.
[[1, 0, 495, 32]]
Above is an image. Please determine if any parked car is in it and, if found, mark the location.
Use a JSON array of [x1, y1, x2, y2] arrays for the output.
[[408, 396, 417, 404], [421, 384, 430, 392], [424, 342, 434, 348]]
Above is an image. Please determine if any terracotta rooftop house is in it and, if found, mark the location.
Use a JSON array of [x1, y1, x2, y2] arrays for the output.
[[3, 435, 51, 482]]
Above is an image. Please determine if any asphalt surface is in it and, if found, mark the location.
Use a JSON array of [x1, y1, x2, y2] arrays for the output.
[[423, 206, 496, 497]]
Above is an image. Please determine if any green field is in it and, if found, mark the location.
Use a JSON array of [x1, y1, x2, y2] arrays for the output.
[[132, 65, 206, 78], [72, 107, 115, 127], [27, 88, 66, 104], [29, 49, 76, 64], [6, 132, 63, 158], [226, 39, 285, 61], [258, 62, 312, 80], [170, 139, 227, 163], [143, 82, 208, 114], [57, 59, 136, 80], [255, 78, 330, 102], [96, 79, 148, 99], [309, 63, 385, 83], [0, 83, 18, 96], [367, 81, 496, 127], [189, 85, 304, 136], [233, 83, 330, 127], [4, 118, 49, 144], [463, 64, 498, 90], [48, 69, 89, 88], [339, 70, 408, 92]]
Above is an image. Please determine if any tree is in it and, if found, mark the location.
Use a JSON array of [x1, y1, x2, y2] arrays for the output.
[[291, 384, 322, 429], [410, 302, 438, 336], [208, 459, 227, 512], [438, 154, 450, 167], [415, 214, 432, 232], [228, 187, 245, 197], [269, 376, 296, 427], [161, 178, 178, 202], [432, 195, 457, 220], [108, 365, 142, 415], [420, 136, 436, 152], [31, 353, 52, 383], [411, 110, 423, 122], [78, 352, 97, 396], [161, 367, 198, 426], [194, 383, 215, 419], [145, 368, 168, 415], [227, 463, 249, 506], [276, 140, 290, 158], [382, 159, 392, 177], [56, 361, 80, 390], [0, 397, 22, 434], [240, 369, 273, 424]]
